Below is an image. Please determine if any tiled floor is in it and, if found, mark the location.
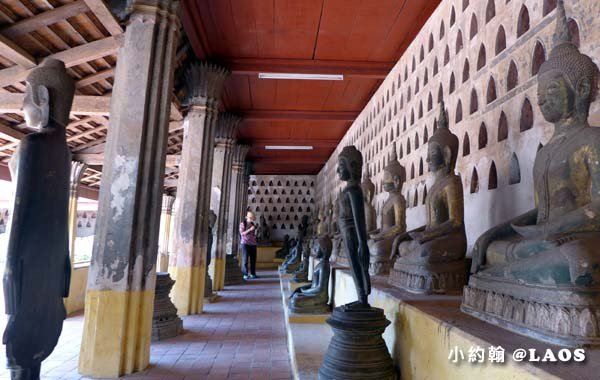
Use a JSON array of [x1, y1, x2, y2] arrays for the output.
[[0, 270, 292, 380]]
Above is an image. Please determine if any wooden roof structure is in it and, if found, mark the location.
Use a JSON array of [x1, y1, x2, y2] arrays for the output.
[[0, 0, 185, 199]]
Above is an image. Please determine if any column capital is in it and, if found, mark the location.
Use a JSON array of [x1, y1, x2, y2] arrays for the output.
[[233, 144, 251, 165], [215, 113, 241, 140], [183, 62, 229, 109], [70, 161, 88, 193], [109, 0, 178, 23], [161, 194, 176, 214], [215, 138, 235, 150]]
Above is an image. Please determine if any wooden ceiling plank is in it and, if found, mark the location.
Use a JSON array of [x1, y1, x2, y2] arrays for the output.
[[0, 93, 110, 115], [76, 67, 114, 88], [0, 122, 25, 142], [240, 109, 357, 121], [223, 57, 393, 79], [0, 35, 120, 88], [81, 0, 123, 36], [0, 33, 37, 67], [0, 1, 88, 39]]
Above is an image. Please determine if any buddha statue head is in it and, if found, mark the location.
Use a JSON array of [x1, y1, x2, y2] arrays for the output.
[[537, 0, 598, 124], [337, 145, 363, 183], [382, 146, 406, 193], [23, 58, 75, 129], [361, 165, 376, 203], [427, 100, 458, 174], [315, 235, 333, 260]]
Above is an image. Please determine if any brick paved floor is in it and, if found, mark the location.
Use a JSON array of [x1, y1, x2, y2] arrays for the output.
[[0, 270, 292, 380]]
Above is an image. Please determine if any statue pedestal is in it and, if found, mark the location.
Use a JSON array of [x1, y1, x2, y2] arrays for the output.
[[319, 306, 395, 380], [151, 273, 183, 342], [388, 259, 468, 294], [224, 254, 244, 286]]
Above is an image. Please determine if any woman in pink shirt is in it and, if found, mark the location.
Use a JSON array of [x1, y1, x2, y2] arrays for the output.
[[240, 211, 258, 279]]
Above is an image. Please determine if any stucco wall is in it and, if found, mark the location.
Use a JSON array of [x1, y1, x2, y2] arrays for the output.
[[316, 0, 600, 252]]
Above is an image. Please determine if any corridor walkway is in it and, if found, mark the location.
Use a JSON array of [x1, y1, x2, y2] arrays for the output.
[[0, 270, 292, 380]]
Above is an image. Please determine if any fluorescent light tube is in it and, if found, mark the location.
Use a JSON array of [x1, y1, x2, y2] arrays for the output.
[[258, 73, 344, 81], [265, 145, 314, 150]]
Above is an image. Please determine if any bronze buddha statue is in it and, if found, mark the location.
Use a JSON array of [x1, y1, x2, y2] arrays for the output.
[[275, 234, 291, 259], [316, 207, 328, 236], [462, 0, 600, 346], [281, 215, 310, 274], [4, 59, 74, 379], [289, 235, 332, 314], [388, 101, 467, 293], [367, 147, 407, 276], [361, 166, 377, 234]]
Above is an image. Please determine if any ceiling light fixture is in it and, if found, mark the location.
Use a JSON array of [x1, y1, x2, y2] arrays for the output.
[[258, 73, 344, 81], [265, 145, 314, 150]]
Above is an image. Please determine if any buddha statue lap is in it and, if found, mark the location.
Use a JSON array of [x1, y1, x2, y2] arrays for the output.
[[462, 1, 600, 346], [367, 148, 406, 276], [388, 101, 468, 293], [289, 235, 332, 314]]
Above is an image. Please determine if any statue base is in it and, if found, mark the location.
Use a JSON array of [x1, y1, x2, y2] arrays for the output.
[[224, 254, 244, 286], [369, 259, 391, 276], [318, 305, 395, 380], [152, 273, 183, 342], [462, 274, 600, 347], [388, 259, 468, 294], [289, 303, 331, 316]]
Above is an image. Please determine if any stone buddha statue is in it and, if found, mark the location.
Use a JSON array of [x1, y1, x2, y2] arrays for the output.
[[389, 101, 467, 293], [361, 166, 377, 234], [281, 215, 310, 274], [336, 146, 371, 307], [275, 234, 291, 259], [291, 240, 310, 283], [289, 235, 333, 314], [367, 148, 406, 276], [463, 1, 600, 346], [4, 59, 74, 379]]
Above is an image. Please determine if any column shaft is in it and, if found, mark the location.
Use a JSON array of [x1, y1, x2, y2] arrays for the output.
[[79, 2, 179, 377], [157, 195, 175, 272]]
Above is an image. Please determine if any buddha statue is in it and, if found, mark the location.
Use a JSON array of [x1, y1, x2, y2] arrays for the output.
[[257, 214, 271, 243], [289, 235, 333, 314], [281, 215, 310, 274], [336, 146, 371, 307], [275, 234, 291, 259], [4, 59, 74, 379], [316, 207, 328, 236], [291, 241, 310, 283], [367, 147, 406, 276], [462, 1, 600, 346], [330, 192, 345, 264], [389, 101, 467, 293], [205, 210, 217, 298], [330, 195, 340, 236], [361, 166, 377, 234]]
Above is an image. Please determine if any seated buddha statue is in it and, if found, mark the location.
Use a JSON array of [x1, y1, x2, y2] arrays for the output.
[[316, 207, 328, 236], [275, 234, 291, 259], [389, 101, 467, 293], [462, 1, 600, 346], [361, 166, 378, 234], [367, 148, 406, 276], [282, 215, 310, 274], [289, 235, 333, 314]]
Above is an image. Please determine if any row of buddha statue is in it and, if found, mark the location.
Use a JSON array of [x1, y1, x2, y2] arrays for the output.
[[288, 1, 600, 347]]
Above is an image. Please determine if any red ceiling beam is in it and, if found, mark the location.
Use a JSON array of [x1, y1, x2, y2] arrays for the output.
[[248, 157, 327, 165], [221, 58, 394, 79], [249, 139, 339, 149], [239, 109, 357, 122]]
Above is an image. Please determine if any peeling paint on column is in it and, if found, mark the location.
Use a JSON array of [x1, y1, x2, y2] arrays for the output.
[[110, 155, 138, 222]]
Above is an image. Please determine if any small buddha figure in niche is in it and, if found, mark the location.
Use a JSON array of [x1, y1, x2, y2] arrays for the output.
[[275, 234, 291, 259], [4, 59, 74, 379], [463, 1, 600, 346], [361, 166, 377, 234], [337, 146, 371, 307], [289, 235, 333, 314], [389, 101, 467, 293], [367, 148, 406, 276]]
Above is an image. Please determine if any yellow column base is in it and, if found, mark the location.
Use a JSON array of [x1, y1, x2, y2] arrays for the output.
[[169, 265, 204, 315], [213, 257, 225, 291], [79, 289, 154, 378]]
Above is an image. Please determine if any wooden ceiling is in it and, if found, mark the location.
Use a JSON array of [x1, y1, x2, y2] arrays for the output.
[[182, 0, 440, 174]]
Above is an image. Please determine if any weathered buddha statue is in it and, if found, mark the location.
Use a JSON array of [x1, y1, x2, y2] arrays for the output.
[[330, 195, 340, 236], [275, 234, 291, 259], [323, 199, 333, 236], [281, 215, 310, 274], [367, 148, 406, 276], [316, 207, 328, 236], [205, 210, 217, 298], [281, 238, 297, 265], [361, 166, 377, 234], [291, 241, 310, 283], [4, 58, 74, 379], [257, 214, 271, 243], [336, 146, 371, 307], [463, 1, 600, 346], [389, 101, 467, 293], [289, 235, 333, 313]]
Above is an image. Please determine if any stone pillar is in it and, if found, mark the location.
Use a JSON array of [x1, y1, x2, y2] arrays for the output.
[[236, 162, 252, 267], [157, 194, 175, 272], [68, 161, 87, 262], [168, 62, 229, 315], [78, 1, 180, 377], [227, 144, 250, 256], [210, 114, 240, 291]]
